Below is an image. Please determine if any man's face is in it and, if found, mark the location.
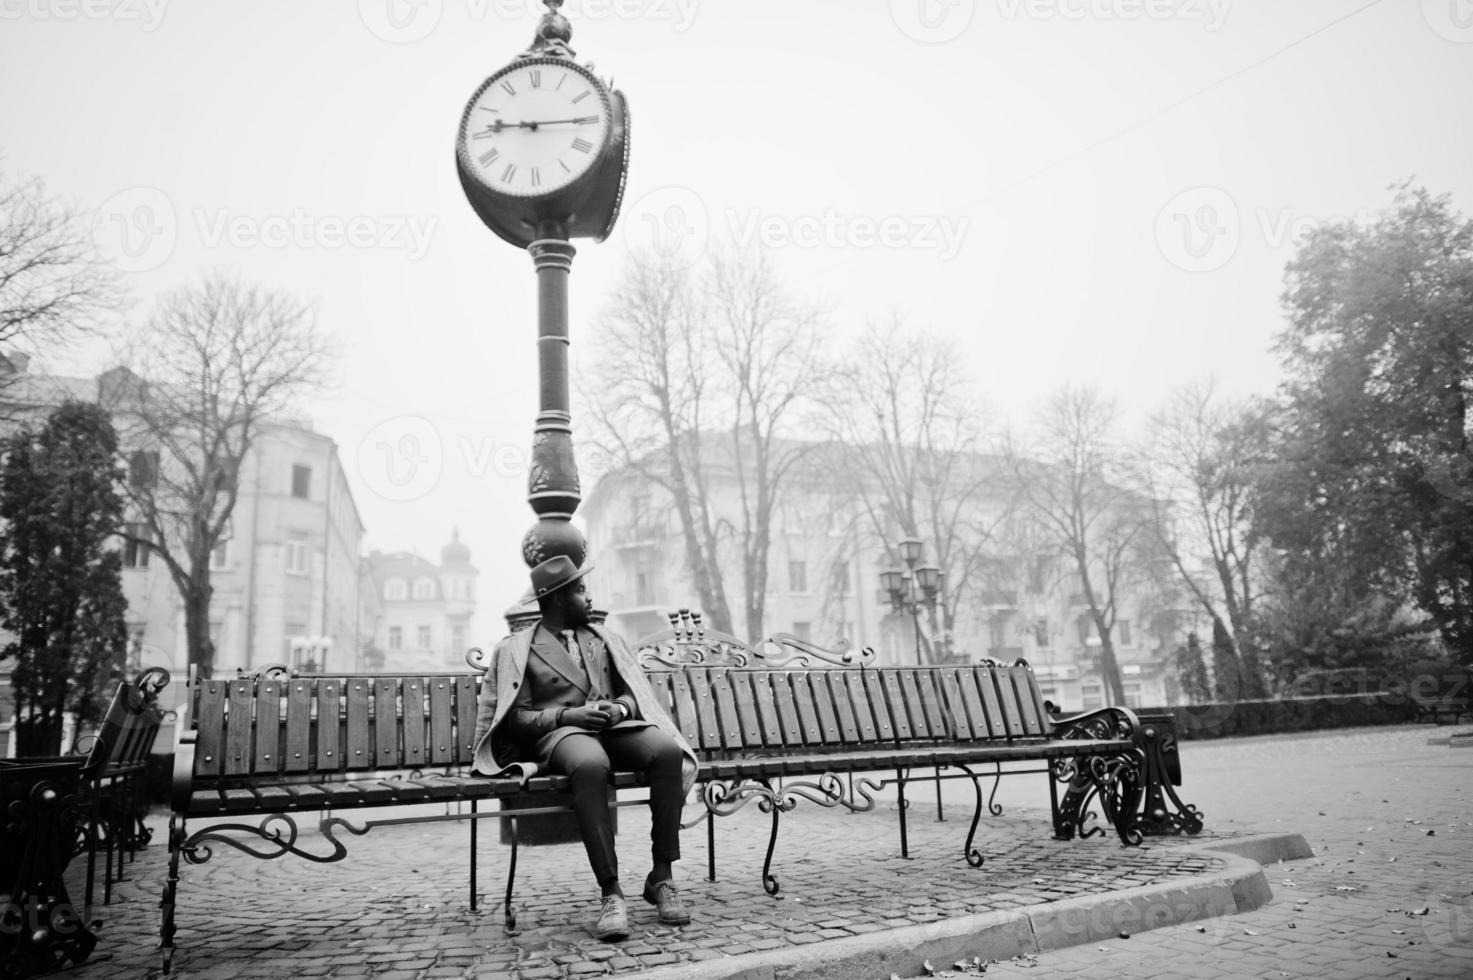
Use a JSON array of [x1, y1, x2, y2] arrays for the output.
[[560, 577, 593, 626]]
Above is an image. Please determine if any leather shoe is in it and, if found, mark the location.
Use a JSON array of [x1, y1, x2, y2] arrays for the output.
[[642, 878, 691, 925], [593, 894, 629, 941]]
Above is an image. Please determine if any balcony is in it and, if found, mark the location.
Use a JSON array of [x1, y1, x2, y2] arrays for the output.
[[607, 519, 670, 549]]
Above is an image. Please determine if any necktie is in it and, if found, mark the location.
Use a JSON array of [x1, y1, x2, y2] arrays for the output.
[[563, 629, 586, 677]]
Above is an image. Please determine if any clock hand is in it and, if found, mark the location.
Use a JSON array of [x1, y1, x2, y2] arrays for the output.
[[480, 116, 600, 134]]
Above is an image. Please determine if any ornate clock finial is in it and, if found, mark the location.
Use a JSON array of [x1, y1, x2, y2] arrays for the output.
[[520, 0, 575, 59]]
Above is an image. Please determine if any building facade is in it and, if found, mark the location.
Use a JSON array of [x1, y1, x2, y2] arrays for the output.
[[581, 444, 1183, 711], [359, 531, 479, 673], [0, 360, 367, 687]]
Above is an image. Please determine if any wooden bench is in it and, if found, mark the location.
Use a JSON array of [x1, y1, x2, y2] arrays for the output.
[[158, 622, 1201, 973], [1412, 694, 1471, 724]]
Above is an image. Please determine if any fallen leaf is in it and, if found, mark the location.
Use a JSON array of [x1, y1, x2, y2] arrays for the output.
[[1335, 886, 1358, 892], [1196, 926, 1206, 933], [1408, 907, 1430, 916], [1427, 829, 1436, 836], [1118, 931, 1131, 939], [1244, 929, 1259, 936], [1288, 923, 1296, 929], [1389, 857, 1398, 863], [1282, 879, 1298, 887], [1392, 929, 1406, 935]]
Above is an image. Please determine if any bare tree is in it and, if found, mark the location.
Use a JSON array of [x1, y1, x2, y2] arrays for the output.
[[1136, 381, 1270, 697], [823, 315, 1009, 663], [0, 166, 125, 378], [1004, 385, 1152, 704], [583, 248, 825, 642], [110, 274, 335, 678]]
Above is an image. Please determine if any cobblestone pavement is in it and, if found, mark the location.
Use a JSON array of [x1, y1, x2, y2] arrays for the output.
[[61, 763, 1223, 978], [908, 725, 1473, 980]]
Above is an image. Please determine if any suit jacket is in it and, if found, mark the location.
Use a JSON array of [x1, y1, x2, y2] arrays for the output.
[[471, 621, 699, 795]]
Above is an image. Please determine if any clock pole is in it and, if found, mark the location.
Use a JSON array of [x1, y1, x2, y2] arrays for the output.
[[522, 224, 586, 569]]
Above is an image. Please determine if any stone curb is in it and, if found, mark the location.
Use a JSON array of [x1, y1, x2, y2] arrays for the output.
[[630, 833, 1315, 980]]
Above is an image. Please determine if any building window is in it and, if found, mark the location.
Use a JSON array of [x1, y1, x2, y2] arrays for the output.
[[1033, 619, 1051, 648], [1118, 620, 1133, 646], [412, 577, 435, 600], [788, 560, 807, 593], [1081, 683, 1104, 711], [451, 625, 464, 653], [384, 578, 406, 600], [1123, 682, 1143, 708], [829, 560, 850, 594], [988, 616, 1007, 651], [128, 449, 159, 490], [792, 621, 811, 642], [285, 533, 308, 575], [209, 539, 229, 571], [635, 570, 655, 606], [388, 626, 402, 650], [417, 625, 431, 649], [291, 464, 312, 499], [122, 522, 152, 568]]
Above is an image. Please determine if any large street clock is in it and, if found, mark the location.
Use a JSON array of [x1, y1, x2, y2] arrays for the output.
[[456, 51, 629, 247]]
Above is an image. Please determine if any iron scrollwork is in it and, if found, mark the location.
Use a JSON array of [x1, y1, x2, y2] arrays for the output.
[[179, 813, 369, 865], [756, 634, 876, 669]]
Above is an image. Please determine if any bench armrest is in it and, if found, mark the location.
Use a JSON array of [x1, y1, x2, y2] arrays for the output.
[[1048, 705, 1143, 743]]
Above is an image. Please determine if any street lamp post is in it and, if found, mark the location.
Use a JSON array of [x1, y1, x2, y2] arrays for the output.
[[880, 537, 945, 665], [879, 536, 948, 826]]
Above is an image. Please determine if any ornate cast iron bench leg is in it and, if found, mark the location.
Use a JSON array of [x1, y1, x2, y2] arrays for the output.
[[896, 768, 910, 859], [1137, 723, 1204, 836], [503, 815, 520, 934], [948, 763, 989, 868]]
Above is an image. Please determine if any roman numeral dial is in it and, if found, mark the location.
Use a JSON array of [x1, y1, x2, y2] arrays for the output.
[[458, 59, 612, 199]]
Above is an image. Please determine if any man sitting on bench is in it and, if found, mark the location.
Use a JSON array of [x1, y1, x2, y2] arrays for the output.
[[472, 556, 699, 940]]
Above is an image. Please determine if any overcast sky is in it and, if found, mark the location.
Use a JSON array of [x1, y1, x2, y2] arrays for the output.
[[3, 0, 1471, 641]]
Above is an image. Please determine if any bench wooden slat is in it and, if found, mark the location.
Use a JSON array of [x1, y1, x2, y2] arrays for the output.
[[345, 678, 371, 770], [317, 679, 342, 772], [666, 670, 701, 747], [284, 679, 312, 773], [709, 669, 746, 751], [898, 669, 936, 739], [730, 671, 765, 747], [402, 677, 427, 768], [766, 671, 805, 746], [254, 680, 284, 775], [690, 667, 723, 752], [945, 667, 988, 739], [788, 672, 828, 745], [878, 671, 910, 741], [193, 680, 227, 777], [972, 667, 1013, 738], [374, 678, 399, 768], [848, 671, 885, 741], [745, 672, 783, 746], [931, 670, 971, 740], [428, 677, 454, 765], [454, 675, 478, 765], [824, 671, 863, 744], [225, 680, 255, 776], [1004, 665, 1046, 736]]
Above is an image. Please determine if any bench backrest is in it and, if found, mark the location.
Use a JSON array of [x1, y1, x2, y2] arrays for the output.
[[185, 673, 480, 782], [82, 666, 170, 779], [182, 653, 1054, 782], [645, 663, 1055, 756]]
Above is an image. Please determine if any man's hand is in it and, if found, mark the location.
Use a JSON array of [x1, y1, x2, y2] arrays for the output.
[[562, 704, 613, 730]]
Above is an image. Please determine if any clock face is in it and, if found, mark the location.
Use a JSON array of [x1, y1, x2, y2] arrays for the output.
[[459, 60, 612, 199]]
